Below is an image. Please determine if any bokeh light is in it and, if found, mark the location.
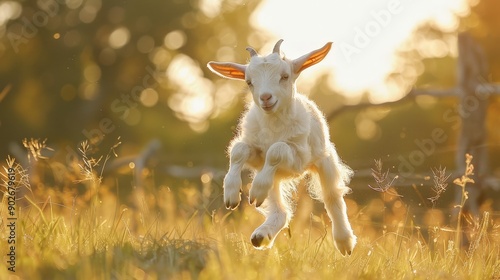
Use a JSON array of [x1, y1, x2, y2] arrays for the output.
[[83, 64, 101, 83], [164, 30, 187, 50], [109, 26, 130, 49], [137, 35, 155, 54], [0, 1, 22, 25], [167, 54, 215, 127], [140, 88, 159, 107]]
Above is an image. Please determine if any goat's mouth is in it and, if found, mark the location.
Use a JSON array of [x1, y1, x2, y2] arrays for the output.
[[261, 100, 277, 112]]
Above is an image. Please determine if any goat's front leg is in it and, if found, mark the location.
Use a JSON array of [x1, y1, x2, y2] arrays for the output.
[[224, 141, 254, 210], [250, 142, 299, 207]]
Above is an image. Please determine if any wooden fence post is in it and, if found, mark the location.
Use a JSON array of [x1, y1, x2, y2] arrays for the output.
[[454, 32, 490, 216]]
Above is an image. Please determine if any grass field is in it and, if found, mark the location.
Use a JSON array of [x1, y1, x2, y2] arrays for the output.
[[1, 141, 500, 279]]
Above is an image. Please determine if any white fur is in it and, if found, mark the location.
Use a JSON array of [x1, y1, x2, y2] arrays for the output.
[[207, 40, 356, 255]]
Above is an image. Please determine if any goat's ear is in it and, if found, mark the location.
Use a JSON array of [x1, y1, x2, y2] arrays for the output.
[[292, 42, 332, 74], [207, 61, 246, 80]]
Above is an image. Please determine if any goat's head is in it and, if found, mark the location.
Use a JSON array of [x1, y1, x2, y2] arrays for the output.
[[207, 40, 332, 114]]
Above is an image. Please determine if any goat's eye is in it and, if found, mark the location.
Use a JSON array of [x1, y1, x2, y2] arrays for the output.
[[246, 80, 252, 86], [280, 74, 289, 81]]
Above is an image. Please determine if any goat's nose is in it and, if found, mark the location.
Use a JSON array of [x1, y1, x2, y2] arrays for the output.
[[260, 93, 272, 102]]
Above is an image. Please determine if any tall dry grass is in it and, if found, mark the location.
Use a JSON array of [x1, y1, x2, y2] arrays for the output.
[[1, 140, 499, 279]]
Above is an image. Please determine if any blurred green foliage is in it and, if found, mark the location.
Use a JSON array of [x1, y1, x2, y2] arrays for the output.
[[0, 0, 266, 167], [0, 0, 498, 180]]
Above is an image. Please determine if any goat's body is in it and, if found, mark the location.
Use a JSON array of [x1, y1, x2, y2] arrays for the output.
[[208, 40, 356, 255], [226, 93, 355, 252], [237, 93, 348, 185], [240, 94, 314, 172]]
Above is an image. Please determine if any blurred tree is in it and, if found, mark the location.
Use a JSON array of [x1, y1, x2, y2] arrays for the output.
[[0, 0, 266, 167]]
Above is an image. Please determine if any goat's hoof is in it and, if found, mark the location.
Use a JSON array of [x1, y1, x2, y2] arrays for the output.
[[249, 171, 272, 207], [223, 176, 242, 210], [251, 235, 264, 247], [248, 196, 265, 207], [225, 200, 240, 210], [248, 196, 263, 207], [333, 234, 356, 256], [249, 185, 270, 207], [223, 194, 241, 210], [224, 193, 241, 210], [250, 233, 273, 249]]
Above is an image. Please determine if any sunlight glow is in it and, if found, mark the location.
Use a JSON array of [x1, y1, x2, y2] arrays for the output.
[[253, 0, 470, 103], [167, 54, 215, 127]]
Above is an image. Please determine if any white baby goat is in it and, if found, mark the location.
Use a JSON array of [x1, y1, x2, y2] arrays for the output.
[[207, 40, 356, 255]]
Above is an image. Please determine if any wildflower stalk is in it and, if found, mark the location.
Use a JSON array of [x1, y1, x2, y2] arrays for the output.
[[453, 153, 475, 250], [428, 166, 451, 208], [369, 159, 399, 196]]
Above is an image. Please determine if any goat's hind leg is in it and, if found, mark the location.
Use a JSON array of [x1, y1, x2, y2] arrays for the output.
[[224, 141, 253, 209], [316, 153, 356, 255], [251, 181, 291, 249]]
